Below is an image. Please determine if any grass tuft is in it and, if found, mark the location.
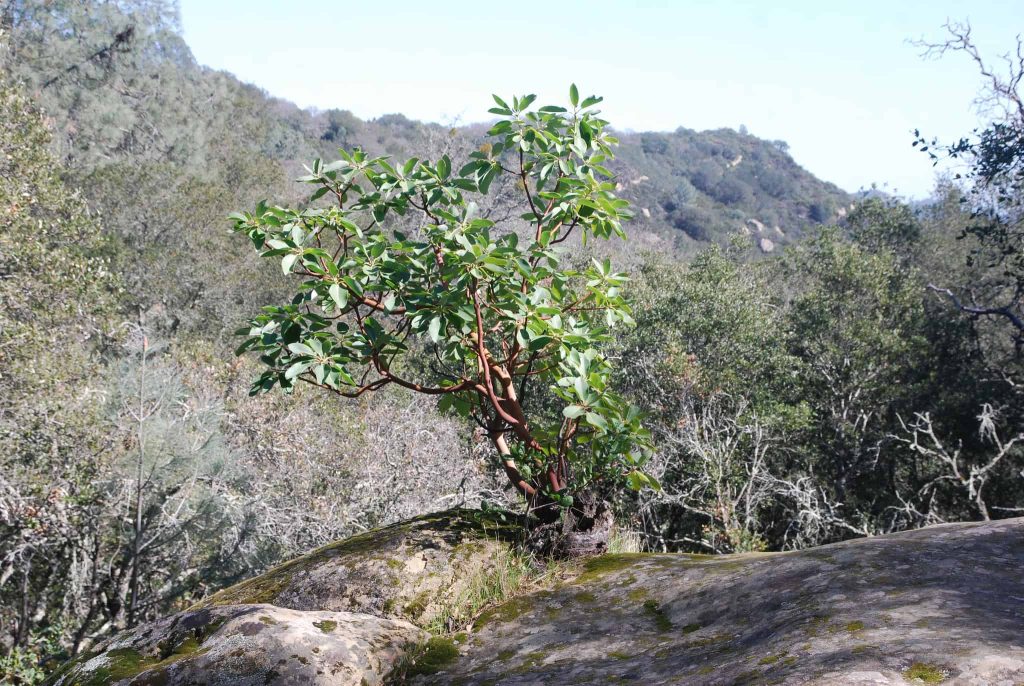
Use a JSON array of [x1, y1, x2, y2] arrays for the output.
[[607, 527, 643, 554], [903, 662, 946, 684]]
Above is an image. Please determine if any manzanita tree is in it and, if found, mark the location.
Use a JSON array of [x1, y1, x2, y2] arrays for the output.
[[231, 86, 655, 523]]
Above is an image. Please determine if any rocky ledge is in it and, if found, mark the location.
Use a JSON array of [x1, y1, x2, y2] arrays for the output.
[[45, 509, 516, 686], [427, 517, 1024, 686], [47, 514, 1024, 685]]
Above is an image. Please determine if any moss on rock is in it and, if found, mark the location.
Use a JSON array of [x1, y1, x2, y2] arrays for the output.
[[575, 554, 647, 584], [642, 599, 673, 632], [313, 619, 338, 633], [407, 637, 460, 676], [903, 661, 947, 683], [193, 508, 519, 628]]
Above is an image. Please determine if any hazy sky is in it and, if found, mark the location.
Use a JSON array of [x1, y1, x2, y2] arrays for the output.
[[179, 1, 1022, 197]]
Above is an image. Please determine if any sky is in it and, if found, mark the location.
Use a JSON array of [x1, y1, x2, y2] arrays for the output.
[[179, 0, 1023, 198]]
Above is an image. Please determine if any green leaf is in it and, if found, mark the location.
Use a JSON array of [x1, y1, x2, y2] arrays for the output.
[[626, 471, 645, 491], [574, 376, 589, 399], [529, 335, 553, 351], [282, 253, 299, 274], [569, 83, 579, 107], [285, 361, 311, 380], [626, 470, 659, 491], [479, 164, 499, 194], [579, 120, 593, 145], [329, 284, 348, 309], [287, 342, 314, 356], [563, 405, 586, 419], [322, 160, 349, 172], [585, 412, 609, 432], [234, 338, 256, 356], [428, 316, 442, 343]]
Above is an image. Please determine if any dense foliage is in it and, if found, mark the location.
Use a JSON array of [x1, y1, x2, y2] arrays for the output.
[[912, 21, 1024, 365], [619, 200, 1022, 551]]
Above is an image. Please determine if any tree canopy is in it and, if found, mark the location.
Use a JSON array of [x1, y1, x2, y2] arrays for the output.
[[232, 87, 655, 519]]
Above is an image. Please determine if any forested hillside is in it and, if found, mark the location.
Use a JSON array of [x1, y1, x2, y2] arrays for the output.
[[615, 127, 849, 251], [1, 2, 1021, 682], [1, 1, 850, 260]]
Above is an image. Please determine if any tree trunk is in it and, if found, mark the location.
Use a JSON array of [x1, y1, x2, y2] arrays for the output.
[[489, 431, 612, 558], [525, 491, 614, 558]]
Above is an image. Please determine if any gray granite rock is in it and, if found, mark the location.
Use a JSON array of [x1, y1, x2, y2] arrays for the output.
[[46, 604, 426, 686], [44, 509, 515, 685], [44, 513, 1024, 685], [196, 508, 517, 626], [421, 518, 1024, 685]]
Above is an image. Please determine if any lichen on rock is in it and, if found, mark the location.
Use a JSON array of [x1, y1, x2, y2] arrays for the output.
[[45, 509, 517, 686], [414, 517, 1024, 685], [194, 508, 519, 627], [46, 604, 426, 686], [45, 513, 1024, 686]]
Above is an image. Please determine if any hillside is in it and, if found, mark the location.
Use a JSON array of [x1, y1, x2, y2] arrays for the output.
[[47, 511, 1024, 685], [2, 1, 849, 264], [615, 127, 851, 252]]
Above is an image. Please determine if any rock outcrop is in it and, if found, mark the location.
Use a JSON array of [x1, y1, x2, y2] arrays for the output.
[[48, 604, 425, 686], [46, 509, 517, 685], [47, 514, 1024, 685], [194, 509, 517, 627], [424, 518, 1024, 685]]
